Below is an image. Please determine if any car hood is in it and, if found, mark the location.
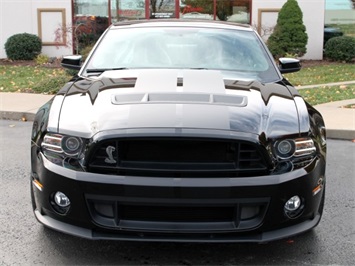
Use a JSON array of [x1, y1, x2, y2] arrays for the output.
[[53, 69, 303, 139]]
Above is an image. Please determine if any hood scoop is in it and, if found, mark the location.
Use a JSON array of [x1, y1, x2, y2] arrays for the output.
[[111, 92, 247, 107], [111, 69, 247, 107]]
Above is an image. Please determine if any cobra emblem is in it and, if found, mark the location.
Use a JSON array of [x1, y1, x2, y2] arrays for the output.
[[105, 146, 117, 164]]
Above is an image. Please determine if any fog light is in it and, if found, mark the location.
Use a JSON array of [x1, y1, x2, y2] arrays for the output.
[[284, 195, 303, 219], [285, 196, 301, 211], [54, 191, 70, 207], [51, 191, 71, 215]]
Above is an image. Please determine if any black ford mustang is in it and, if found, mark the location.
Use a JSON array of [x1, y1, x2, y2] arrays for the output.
[[31, 20, 326, 243]]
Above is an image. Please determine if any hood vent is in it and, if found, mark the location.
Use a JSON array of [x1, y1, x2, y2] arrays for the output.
[[112, 93, 247, 107]]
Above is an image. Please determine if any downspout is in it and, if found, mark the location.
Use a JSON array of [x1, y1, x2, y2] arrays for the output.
[[175, 0, 180, 18], [72, 0, 75, 54], [213, 0, 217, 20], [145, 0, 150, 19], [108, 0, 112, 24], [249, 0, 253, 25]]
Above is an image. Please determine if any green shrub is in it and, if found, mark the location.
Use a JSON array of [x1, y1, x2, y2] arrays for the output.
[[31, 75, 69, 94], [267, 0, 308, 59], [5, 33, 42, 60], [65, 69, 79, 77], [35, 54, 49, 65], [80, 44, 94, 61], [77, 33, 98, 52], [324, 36, 355, 63]]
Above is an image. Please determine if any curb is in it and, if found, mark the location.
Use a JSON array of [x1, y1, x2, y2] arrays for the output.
[[326, 129, 355, 141], [297, 80, 355, 90], [0, 111, 35, 122]]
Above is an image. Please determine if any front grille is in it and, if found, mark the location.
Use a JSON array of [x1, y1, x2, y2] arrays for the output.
[[86, 195, 269, 232], [87, 138, 269, 177]]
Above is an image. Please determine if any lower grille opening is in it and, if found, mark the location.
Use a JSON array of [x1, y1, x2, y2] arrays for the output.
[[86, 196, 269, 232], [118, 205, 234, 223]]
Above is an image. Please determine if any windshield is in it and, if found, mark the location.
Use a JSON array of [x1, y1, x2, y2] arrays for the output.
[[84, 26, 280, 82]]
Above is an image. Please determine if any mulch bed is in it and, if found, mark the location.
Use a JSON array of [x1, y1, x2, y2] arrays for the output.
[[0, 58, 62, 68]]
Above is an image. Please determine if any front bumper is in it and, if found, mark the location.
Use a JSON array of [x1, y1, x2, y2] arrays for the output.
[[34, 209, 321, 242], [31, 154, 325, 243]]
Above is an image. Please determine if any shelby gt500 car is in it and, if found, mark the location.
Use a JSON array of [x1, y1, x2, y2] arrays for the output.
[[31, 20, 326, 243]]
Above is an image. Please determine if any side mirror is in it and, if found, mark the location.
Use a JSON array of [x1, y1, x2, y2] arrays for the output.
[[61, 55, 82, 70], [278, 58, 301, 74]]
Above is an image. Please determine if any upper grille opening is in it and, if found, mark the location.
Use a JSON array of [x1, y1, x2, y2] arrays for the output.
[[87, 138, 269, 177]]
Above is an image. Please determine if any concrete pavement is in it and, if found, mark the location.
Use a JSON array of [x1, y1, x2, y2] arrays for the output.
[[0, 92, 52, 121], [0, 91, 354, 140], [313, 99, 355, 140]]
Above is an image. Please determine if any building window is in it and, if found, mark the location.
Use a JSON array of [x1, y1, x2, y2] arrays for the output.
[[114, 0, 146, 21], [74, 0, 109, 17], [71, 0, 253, 53], [73, 0, 110, 52], [73, 1, 253, 25], [181, 0, 251, 23], [325, 0, 355, 42], [149, 0, 177, 19]]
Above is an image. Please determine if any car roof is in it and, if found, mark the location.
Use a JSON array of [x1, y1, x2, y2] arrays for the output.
[[111, 19, 253, 32]]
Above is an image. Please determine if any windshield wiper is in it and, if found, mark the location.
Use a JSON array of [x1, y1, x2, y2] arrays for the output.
[[86, 67, 128, 73]]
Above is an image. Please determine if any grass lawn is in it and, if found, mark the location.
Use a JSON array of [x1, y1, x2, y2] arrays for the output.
[[298, 84, 355, 106], [0, 61, 354, 106], [0, 65, 71, 94], [327, 24, 355, 38], [284, 63, 355, 86], [284, 62, 355, 106]]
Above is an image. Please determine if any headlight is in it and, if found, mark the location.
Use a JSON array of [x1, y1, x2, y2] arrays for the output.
[[272, 137, 316, 173], [274, 138, 316, 159], [41, 133, 85, 170], [62, 136, 83, 155], [42, 134, 63, 153], [294, 138, 316, 156], [275, 139, 295, 159]]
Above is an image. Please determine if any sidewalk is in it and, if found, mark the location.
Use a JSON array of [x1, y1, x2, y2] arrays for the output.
[[0, 91, 354, 140], [313, 99, 355, 140], [0, 92, 53, 121]]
